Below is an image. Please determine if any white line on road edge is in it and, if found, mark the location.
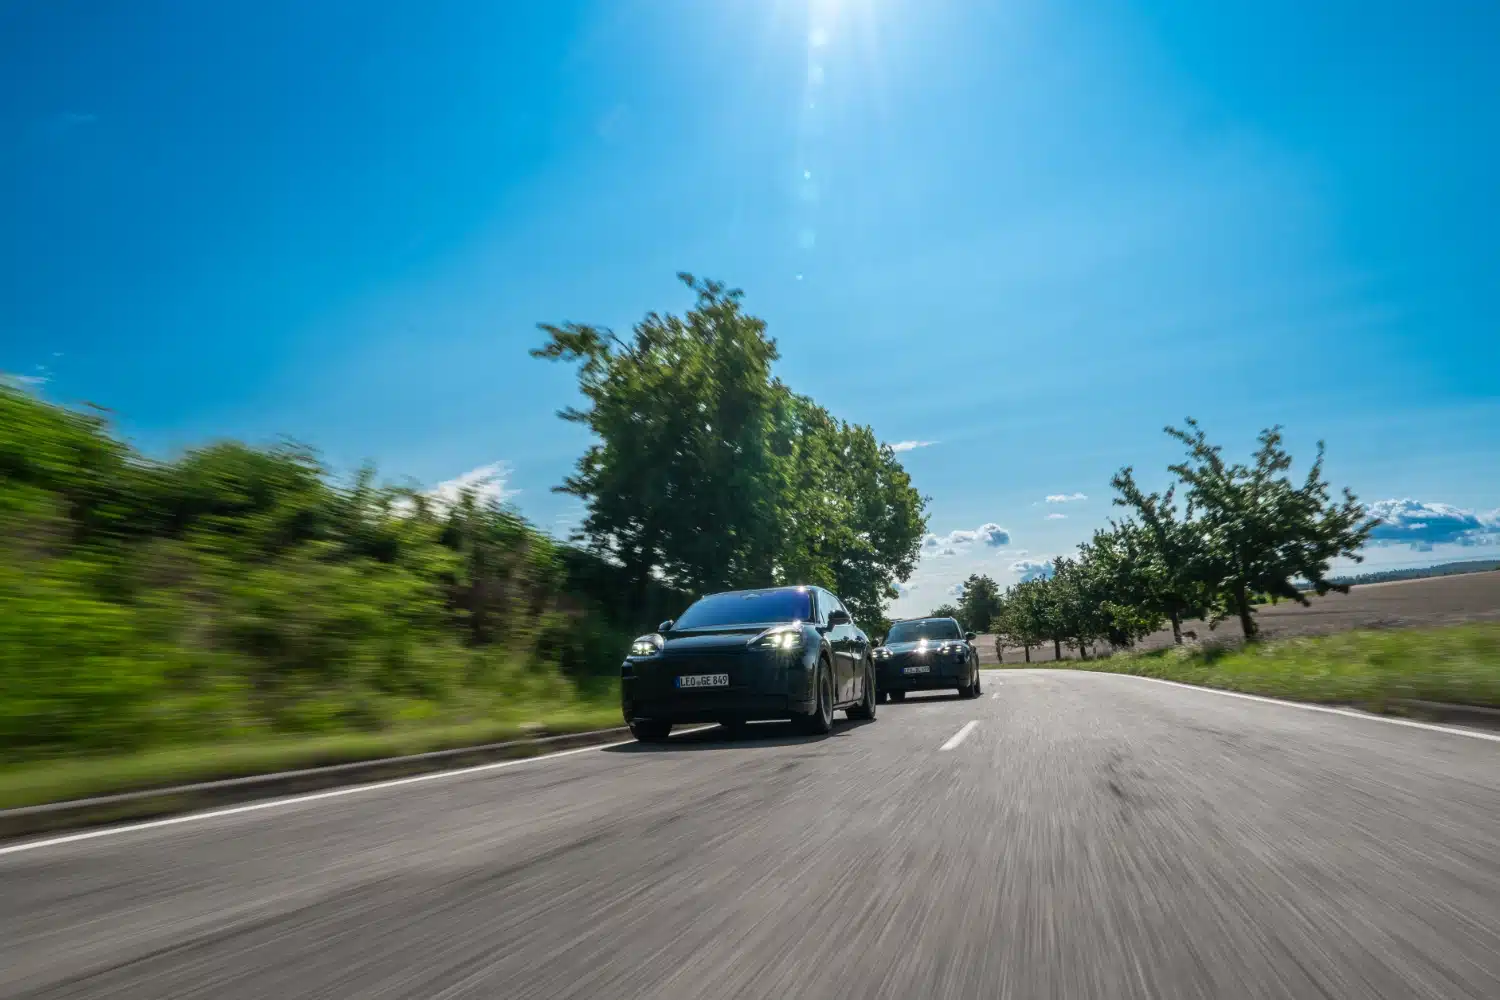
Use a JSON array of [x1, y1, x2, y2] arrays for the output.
[[941, 721, 979, 751], [0, 726, 717, 859], [1107, 674, 1500, 744]]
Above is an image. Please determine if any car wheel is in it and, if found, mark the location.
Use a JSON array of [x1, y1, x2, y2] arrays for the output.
[[630, 720, 672, 743], [847, 662, 877, 721], [974, 667, 982, 696], [794, 660, 834, 735], [889, 690, 906, 703]]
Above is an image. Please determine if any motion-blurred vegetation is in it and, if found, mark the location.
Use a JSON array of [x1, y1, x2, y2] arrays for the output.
[[0, 383, 680, 766]]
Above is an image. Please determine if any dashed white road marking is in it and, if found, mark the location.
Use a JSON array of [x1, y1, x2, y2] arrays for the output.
[[941, 721, 979, 751]]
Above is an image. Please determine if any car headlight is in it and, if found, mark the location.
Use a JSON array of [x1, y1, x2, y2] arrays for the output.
[[630, 634, 664, 657], [873, 647, 892, 658], [753, 627, 804, 650]]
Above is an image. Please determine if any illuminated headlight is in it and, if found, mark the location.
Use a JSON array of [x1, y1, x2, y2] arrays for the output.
[[873, 647, 892, 659], [630, 634, 664, 657], [754, 627, 804, 651]]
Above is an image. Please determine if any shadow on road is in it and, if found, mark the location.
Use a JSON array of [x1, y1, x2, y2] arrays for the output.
[[606, 718, 876, 752]]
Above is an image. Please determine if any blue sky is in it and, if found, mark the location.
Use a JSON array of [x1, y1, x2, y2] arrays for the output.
[[3, 0, 1497, 615]]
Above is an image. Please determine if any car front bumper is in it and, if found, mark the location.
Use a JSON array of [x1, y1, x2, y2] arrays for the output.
[[621, 649, 817, 724], [876, 654, 971, 692]]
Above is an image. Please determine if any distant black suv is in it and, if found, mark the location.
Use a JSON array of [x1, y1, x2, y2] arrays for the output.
[[620, 586, 878, 742], [873, 616, 981, 701]]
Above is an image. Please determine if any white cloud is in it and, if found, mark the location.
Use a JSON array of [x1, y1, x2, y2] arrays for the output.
[[1045, 512, 1067, 520], [1045, 492, 1087, 503], [1011, 559, 1054, 582], [921, 522, 1011, 554], [1366, 499, 1500, 550], [947, 583, 964, 597], [427, 461, 518, 510], [889, 440, 937, 453]]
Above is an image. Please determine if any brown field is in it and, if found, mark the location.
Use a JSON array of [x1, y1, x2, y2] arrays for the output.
[[976, 569, 1500, 666]]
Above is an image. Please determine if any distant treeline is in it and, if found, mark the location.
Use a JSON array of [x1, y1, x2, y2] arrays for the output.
[[1327, 559, 1500, 587], [941, 421, 1376, 661]]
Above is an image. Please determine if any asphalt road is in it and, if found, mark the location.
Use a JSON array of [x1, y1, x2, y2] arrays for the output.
[[3, 670, 1498, 999]]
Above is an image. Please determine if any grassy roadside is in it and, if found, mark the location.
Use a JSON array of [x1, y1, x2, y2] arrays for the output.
[[0, 699, 621, 812], [1025, 623, 1500, 711]]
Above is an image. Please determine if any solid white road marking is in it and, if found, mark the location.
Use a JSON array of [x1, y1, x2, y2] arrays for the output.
[[0, 726, 718, 859], [1097, 673, 1500, 744], [941, 721, 979, 751]]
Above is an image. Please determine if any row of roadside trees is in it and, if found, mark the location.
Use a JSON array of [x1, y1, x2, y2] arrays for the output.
[[943, 421, 1376, 660]]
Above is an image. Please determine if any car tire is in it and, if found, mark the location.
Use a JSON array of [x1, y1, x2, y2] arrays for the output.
[[793, 660, 834, 735], [846, 662, 877, 721], [973, 667, 982, 696], [630, 720, 673, 743], [889, 690, 906, 703]]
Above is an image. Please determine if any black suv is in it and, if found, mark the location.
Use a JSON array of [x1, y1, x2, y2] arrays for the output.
[[873, 616, 981, 701], [620, 586, 878, 742]]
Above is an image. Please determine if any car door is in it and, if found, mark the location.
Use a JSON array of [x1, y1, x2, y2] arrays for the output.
[[829, 592, 859, 704], [817, 589, 851, 704], [842, 596, 869, 700]]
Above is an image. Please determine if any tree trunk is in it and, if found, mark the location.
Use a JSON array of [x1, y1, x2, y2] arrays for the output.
[[1235, 586, 1257, 641], [1024, 645, 1031, 663], [1169, 609, 1182, 644], [1053, 637, 1063, 661]]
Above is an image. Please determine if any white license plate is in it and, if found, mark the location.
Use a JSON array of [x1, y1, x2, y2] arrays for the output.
[[676, 673, 730, 689], [902, 665, 930, 675]]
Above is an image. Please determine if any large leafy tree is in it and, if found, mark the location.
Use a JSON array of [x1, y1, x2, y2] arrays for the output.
[[533, 273, 925, 622], [531, 275, 787, 606], [1165, 418, 1375, 640], [956, 573, 1003, 633]]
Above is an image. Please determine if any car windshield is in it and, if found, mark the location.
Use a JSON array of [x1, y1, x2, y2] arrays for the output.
[[673, 590, 813, 629], [886, 619, 962, 643]]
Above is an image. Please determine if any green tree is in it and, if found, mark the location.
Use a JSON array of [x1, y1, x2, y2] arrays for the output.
[[956, 573, 1003, 633], [1078, 523, 1167, 649], [1165, 418, 1375, 640], [531, 274, 786, 607], [1109, 467, 1214, 643], [928, 602, 963, 622], [533, 274, 925, 622], [995, 582, 1048, 662]]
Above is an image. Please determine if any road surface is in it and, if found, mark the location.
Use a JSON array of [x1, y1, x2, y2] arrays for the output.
[[3, 669, 1498, 999]]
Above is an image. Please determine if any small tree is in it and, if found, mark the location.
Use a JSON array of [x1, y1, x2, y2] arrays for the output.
[[997, 581, 1048, 663], [956, 573, 1003, 633], [1110, 467, 1217, 643], [1165, 419, 1375, 641]]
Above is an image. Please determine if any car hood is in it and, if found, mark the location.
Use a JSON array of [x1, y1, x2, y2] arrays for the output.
[[661, 622, 798, 654]]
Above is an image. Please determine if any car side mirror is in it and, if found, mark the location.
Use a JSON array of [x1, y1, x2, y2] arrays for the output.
[[658, 619, 675, 633], [965, 631, 976, 641], [827, 609, 851, 627]]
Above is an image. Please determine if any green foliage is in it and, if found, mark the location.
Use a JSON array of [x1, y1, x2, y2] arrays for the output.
[[927, 603, 963, 622], [533, 273, 926, 624], [0, 384, 655, 765], [999, 418, 1372, 656], [1165, 419, 1376, 640], [955, 574, 1002, 633]]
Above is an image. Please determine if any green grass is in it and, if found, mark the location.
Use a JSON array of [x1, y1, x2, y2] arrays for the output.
[[0, 697, 621, 812], [1042, 623, 1500, 711]]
